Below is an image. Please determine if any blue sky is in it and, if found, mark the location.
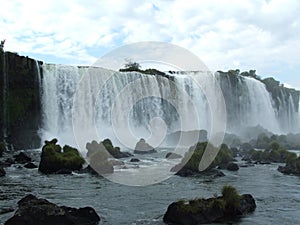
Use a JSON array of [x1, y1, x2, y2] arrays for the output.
[[1, 0, 300, 89]]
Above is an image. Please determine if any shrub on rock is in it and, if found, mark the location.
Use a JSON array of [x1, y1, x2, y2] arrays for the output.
[[171, 142, 234, 176], [163, 185, 256, 225], [39, 139, 85, 174]]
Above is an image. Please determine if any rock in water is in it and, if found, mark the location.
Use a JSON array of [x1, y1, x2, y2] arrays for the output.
[[39, 139, 85, 174], [5, 194, 100, 225], [0, 166, 6, 177], [134, 138, 157, 154], [227, 162, 239, 171], [163, 186, 256, 225], [13, 152, 32, 164]]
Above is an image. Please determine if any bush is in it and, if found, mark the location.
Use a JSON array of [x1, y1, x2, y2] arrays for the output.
[[221, 185, 241, 208], [39, 139, 85, 174]]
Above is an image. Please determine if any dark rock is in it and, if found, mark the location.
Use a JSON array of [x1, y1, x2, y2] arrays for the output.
[[39, 139, 85, 174], [0, 166, 6, 177], [130, 158, 140, 162], [3, 158, 14, 167], [0, 142, 5, 157], [165, 152, 182, 159], [0, 52, 42, 150], [80, 165, 99, 175], [4, 194, 100, 225], [13, 152, 32, 164], [227, 162, 239, 171], [213, 171, 225, 178], [163, 192, 256, 225], [24, 162, 37, 169], [134, 138, 156, 154], [86, 139, 132, 159]]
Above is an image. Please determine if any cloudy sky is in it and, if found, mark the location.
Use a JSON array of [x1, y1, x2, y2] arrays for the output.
[[1, 0, 300, 88]]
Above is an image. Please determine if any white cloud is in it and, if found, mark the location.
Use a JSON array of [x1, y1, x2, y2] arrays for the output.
[[0, 0, 299, 86]]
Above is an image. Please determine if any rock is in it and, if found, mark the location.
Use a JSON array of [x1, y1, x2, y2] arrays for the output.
[[213, 171, 225, 178], [13, 152, 32, 164], [134, 138, 156, 154], [130, 158, 140, 162], [226, 162, 239, 171], [38, 139, 85, 174], [163, 186, 256, 225], [4, 194, 100, 225], [165, 152, 182, 159], [0, 166, 6, 177], [110, 159, 125, 166], [3, 158, 14, 167], [171, 142, 234, 177], [0, 142, 5, 157], [80, 165, 99, 175], [86, 139, 132, 159], [24, 162, 38, 169]]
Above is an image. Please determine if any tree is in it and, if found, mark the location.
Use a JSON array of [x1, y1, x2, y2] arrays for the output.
[[124, 59, 141, 71], [0, 39, 5, 51]]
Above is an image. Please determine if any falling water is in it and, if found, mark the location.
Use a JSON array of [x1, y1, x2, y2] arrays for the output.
[[41, 65, 300, 150]]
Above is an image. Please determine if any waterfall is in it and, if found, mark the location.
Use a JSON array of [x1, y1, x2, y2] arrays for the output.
[[215, 72, 280, 133], [41, 65, 299, 150]]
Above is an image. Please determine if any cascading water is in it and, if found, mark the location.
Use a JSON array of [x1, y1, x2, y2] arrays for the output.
[[41, 65, 299, 151]]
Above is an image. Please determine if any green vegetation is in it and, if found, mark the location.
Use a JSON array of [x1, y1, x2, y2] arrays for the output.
[[39, 139, 85, 174], [243, 141, 297, 163], [176, 185, 242, 213], [0, 39, 5, 51], [86, 138, 132, 159], [174, 142, 234, 174], [119, 60, 166, 76]]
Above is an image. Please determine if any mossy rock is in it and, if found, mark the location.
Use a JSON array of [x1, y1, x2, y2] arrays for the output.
[[171, 142, 234, 176], [163, 185, 256, 225], [39, 139, 85, 174]]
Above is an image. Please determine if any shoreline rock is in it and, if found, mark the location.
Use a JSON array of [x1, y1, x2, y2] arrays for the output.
[[5, 194, 100, 225]]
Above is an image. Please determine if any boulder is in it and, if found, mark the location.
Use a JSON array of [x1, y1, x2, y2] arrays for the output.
[[86, 139, 132, 159], [134, 138, 156, 154], [130, 158, 140, 162], [0, 166, 6, 177], [165, 152, 182, 159], [24, 162, 38, 169], [4, 194, 100, 225], [39, 139, 85, 174], [163, 186, 256, 225], [0, 142, 5, 157], [226, 162, 239, 171], [13, 152, 32, 164]]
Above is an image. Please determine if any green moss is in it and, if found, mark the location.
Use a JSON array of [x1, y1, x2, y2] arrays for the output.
[[221, 185, 241, 208], [39, 139, 85, 174]]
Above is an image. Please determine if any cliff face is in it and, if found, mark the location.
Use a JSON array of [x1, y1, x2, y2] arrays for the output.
[[0, 51, 42, 150]]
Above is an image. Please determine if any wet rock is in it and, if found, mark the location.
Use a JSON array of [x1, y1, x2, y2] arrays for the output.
[[5, 194, 100, 225], [130, 158, 140, 162], [13, 152, 31, 164], [163, 186, 256, 225], [24, 162, 38, 169], [0, 166, 6, 177], [134, 138, 156, 154], [226, 162, 239, 171], [165, 152, 182, 159]]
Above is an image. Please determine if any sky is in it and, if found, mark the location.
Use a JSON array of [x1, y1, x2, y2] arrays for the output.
[[1, 0, 300, 89]]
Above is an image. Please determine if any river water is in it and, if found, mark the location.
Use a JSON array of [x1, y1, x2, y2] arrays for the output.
[[1, 149, 300, 225]]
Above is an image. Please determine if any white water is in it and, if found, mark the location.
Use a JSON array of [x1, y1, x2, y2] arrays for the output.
[[41, 65, 299, 151]]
